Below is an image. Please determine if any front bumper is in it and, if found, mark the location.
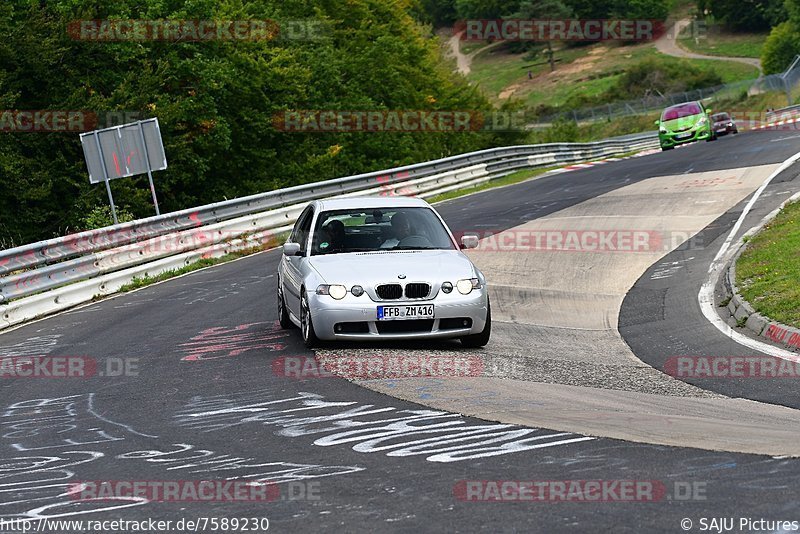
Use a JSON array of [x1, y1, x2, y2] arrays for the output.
[[659, 125, 711, 148], [307, 288, 489, 341]]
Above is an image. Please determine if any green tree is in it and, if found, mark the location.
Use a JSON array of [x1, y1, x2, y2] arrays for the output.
[[455, 0, 516, 18], [704, 0, 786, 31], [0, 0, 515, 245], [762, 22, 800, 74]]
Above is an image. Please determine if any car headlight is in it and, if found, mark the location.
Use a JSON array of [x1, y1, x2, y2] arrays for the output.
[[659, 127, 667, 134], [728, 122, 733, 127], [317, 284, 347, 300], [697, 117, 707, 126], [456, 278, 481, 295]]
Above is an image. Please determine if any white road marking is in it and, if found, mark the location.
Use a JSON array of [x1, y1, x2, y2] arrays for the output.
[[698, 150, 800, 363]]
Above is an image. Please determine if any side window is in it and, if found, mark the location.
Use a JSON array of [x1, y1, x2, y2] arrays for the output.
[[292, 207, 314, 254]]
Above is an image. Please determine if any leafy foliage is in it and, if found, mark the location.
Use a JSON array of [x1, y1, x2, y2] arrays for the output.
[[445, 0, 668, 21], [699, 0, 786, 32], [607, 58, 723, 97], [0, 0, 510, 245], [762, 21, 800, 75], [79, 205, 136, 230]]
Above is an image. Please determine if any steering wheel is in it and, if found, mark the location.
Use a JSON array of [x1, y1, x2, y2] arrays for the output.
[[397, 235, 433, 248]]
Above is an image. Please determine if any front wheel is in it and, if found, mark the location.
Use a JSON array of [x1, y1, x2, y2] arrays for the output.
[[461, 299, 491, 348], [300, 291, 319, 348], [661, 146, 673, 151], [278, 287, 293, 329]]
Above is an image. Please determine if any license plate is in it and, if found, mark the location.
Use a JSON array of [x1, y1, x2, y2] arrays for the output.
[[675, 132, 692, 139], [377, 304, 435, 320]]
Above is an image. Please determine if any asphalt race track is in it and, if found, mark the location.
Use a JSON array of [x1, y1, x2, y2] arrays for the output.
[[2, 129, 800, 532]]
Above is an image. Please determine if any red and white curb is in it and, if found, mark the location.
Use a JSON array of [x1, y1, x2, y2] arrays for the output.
[[754, 113, 800, 130], [554, 148, 661, 173]]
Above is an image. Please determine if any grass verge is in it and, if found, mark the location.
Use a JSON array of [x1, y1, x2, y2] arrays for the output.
[[678, 28, 766, 59], [736, 200, 800, 328], [467, 41, 760, 107], [117, 235, 287, 293], [429, 165, 567, 204]]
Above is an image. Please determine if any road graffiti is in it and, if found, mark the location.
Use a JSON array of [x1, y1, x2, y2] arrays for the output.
[[0, 335, 61, 358], [175, 389, 594, 463], [178, 322, 290, 362], [0, 394, 364, 520]]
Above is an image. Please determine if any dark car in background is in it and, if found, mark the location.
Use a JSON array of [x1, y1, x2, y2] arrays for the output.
[[711, 112, 738, 136]]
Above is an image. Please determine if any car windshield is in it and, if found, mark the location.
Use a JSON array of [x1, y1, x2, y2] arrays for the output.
[[712, 113, 730, 121], [311, 207, 456, 255], [662, 103, 703, 121]]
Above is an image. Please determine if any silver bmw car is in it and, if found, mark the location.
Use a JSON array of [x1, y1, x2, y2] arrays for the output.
[[277, 197, 490, 348]]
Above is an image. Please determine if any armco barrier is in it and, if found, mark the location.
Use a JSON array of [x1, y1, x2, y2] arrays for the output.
[[765, 104, 800, 124], [0, 133, 658, 330]]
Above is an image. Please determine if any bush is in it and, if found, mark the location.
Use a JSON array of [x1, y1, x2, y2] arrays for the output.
[[762, 22, 800, 75], [542, 118, 580, 142], [611, 59, 723, 98], [704, 0, 786, 32], [78, 205, 136, 231]]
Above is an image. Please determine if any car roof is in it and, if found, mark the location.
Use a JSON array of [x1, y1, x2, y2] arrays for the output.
[[313, 196, 431, 211], [665, 101, 701, 110]]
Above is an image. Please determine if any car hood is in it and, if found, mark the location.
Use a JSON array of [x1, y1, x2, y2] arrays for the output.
[[309, 249, 477, 286], [661, 114, 705, 131]]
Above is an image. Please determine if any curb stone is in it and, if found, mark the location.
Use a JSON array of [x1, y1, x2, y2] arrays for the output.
[[718, 194, 800, 352]]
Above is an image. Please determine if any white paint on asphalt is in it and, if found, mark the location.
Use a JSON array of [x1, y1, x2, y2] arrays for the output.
[[699, 150, 800, 364]]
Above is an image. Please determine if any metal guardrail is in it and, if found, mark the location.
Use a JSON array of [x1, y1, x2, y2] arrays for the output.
[[0, 133, 658, 329], [765, 104, 800, 123], [0, 145, 566, 277]]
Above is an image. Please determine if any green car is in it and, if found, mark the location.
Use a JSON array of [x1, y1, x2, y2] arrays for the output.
[[655, 101, 716, 151]]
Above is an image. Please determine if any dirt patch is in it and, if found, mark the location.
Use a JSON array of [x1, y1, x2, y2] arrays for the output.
[[499, 83, 523, 100]]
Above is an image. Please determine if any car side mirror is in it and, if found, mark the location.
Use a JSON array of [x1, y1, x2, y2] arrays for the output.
[[654, 120, 660, 126], [706, 108, 713, 114], [460, 234, 480, 249], [283, 242, 302, 256]]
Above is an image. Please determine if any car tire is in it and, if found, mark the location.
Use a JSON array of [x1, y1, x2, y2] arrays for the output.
[[461, 299, 491, 348], [278, 287, 293, 329], [300, 290, 319, 349], [733, 128, 738, 134], [707, 131, 717, 142], [661, 146, 673, 151]]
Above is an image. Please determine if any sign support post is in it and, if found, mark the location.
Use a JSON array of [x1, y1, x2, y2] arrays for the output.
[[93, 133, 118, 225], [137, 121, 160, 215]]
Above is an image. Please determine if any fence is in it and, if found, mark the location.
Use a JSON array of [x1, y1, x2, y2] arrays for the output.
[[533, 56, 800, 127]]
